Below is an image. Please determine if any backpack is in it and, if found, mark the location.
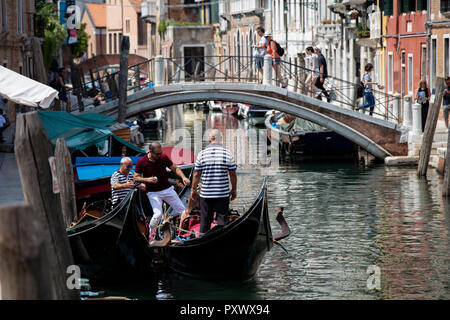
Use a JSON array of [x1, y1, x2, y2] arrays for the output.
[[356, 81, 365, 98], [271, 40, 285, 57]]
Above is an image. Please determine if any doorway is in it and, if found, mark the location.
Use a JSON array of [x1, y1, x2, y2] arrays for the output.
[[184, 46, 205, 81]]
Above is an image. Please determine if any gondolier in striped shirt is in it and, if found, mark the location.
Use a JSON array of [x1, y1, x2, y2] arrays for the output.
[[191, 129, 237, 234], [110, 157, 145, 206]]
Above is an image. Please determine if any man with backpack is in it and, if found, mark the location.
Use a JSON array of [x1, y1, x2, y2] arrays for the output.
[[264, 33, 287, 88]]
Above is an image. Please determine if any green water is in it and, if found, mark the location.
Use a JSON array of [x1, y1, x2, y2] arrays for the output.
[[99, 109, 450, 300]]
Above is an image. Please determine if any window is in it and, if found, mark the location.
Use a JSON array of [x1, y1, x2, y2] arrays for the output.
[[445, 37, 450, 77], [109, 33, 112, 53], [400, 0, 416, 13], [442, 0, 450, 13], [125, 19, 130, 33], [401, 52, 406, 95], [388, 52, 393, 92], [408, 54, 413, 94], [17, 0, 23, 34], [417, 0, 427, 10], [431, 38, 437, 89], [383, 0, 393, 16], [421, 46, 427, 79], [1, 0, 6, 32], [114, 33, 117, 54], [137, 13, 147, 46]]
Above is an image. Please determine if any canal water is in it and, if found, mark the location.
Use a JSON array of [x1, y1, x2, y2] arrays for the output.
[[102, 108, 450, 300]]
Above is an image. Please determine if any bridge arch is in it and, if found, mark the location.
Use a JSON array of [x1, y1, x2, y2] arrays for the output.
[[98, 88, 394, 159]]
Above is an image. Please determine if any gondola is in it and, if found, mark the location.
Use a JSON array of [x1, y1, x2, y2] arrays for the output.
[[67, 164, 195, 279], [66, 191, 137, 278], [128, 176, 278, 281]]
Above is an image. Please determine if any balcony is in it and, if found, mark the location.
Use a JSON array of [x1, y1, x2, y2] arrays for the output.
[[230, 0, 264, 16], [141, 1, 156, 23], [342, 0, 366, 6], [442, 0, 450, 18]]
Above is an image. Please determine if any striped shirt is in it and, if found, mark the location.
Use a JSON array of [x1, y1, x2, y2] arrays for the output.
[[195, 143, 237, 198], [111, 170, 135, 205]]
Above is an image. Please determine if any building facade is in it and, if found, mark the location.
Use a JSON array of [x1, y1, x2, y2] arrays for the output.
[[429, 0, 450, 88], [82, 0, 152, 59], [385, 0, 428, 98], [0, 0, 41, 80]]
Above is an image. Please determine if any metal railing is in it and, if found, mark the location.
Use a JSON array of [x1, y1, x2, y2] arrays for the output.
[[67, 58, 154, 110], [68, 54, 399, 123]]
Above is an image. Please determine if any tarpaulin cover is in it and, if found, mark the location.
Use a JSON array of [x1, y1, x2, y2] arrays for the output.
[[0, 66, 58, 108], [37, 110, 145, 153]]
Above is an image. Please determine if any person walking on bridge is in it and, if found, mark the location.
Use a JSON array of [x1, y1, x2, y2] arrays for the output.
[[264, 33, 287, 88], [253, 26, 268, 83], [356, 63, 383, 116], [313, 46, 331, 103]]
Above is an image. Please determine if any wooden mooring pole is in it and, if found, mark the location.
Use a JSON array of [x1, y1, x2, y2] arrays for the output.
[[0, 204, 55, 299], [55, 138, 77, 227], [417, 77, 445, 177], [118, 36, 130, 123], [11, 111, 79, 300]]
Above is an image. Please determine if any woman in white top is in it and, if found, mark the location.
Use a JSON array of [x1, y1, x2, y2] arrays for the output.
[[305, 46, 318, 96]]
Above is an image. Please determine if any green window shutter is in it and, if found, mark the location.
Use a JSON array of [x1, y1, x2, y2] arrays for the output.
[[417, 0, 427, 11], [401, 0, 409, 13], [384, 0, 393, 16]]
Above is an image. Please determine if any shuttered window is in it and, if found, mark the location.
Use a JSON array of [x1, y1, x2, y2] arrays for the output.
[[442, 0, 450, 12], [417, 0, 427, 10], [384, 0, 393, 16], [400, 0, 417, 13]]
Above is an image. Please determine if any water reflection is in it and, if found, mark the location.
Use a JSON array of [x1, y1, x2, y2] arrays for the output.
[[123, 108, 450, 300]]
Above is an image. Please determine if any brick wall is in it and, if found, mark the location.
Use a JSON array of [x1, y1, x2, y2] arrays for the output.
[[0, 0, 36, 77]]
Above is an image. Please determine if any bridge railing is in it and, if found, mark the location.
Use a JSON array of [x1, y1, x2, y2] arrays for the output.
[[68, 58, 155, 109], [160, 55, 399, 123], [162, 55, 258, 83], [69, 55, 400, 124], [277, 59, 400, 122]]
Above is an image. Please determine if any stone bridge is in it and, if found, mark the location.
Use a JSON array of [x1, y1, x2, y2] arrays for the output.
[[75, 81, 408, 160]]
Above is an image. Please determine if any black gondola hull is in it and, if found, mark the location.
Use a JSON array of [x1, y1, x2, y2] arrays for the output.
[[156, 179, 272, 281]]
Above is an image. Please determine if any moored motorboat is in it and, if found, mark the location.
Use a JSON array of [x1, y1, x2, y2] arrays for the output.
[[208, 100, 223, 112], [221, 102, 239, 116], [265, 111, 356, 159], [237, 103, 271, 125]]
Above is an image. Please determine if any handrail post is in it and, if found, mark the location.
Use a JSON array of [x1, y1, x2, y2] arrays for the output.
[[263, 54, 272, 85], [155, 56, 164, 87], [412, 102, 423, 135], [392, 93, 401, 123], [403, 95, 412, 128]]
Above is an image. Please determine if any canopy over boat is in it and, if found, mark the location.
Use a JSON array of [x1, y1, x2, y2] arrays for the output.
[[37, 110, 145, 154], [0, 66, 58, 108]]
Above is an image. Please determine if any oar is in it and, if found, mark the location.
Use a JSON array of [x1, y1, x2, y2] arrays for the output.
[[273, 239, 289, 254]]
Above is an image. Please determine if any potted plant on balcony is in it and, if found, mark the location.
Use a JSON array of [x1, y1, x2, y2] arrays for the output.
[[355, 22, 370, 38]]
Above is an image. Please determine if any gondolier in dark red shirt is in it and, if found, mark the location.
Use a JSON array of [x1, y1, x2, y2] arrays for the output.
[[134, 142, 190, 241]]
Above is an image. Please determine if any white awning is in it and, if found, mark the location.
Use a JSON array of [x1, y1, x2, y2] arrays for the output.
[[0, 66, 58, 109]]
